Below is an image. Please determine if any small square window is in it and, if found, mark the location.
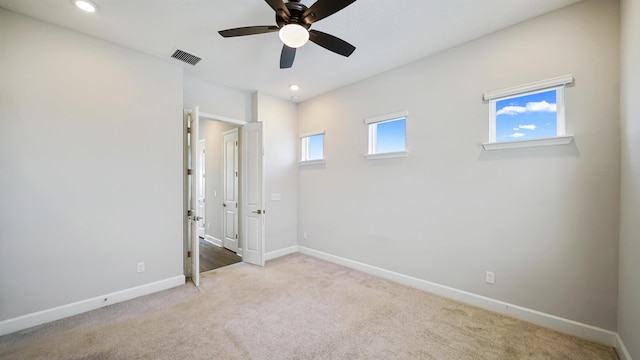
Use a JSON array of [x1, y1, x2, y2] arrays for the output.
[[483, 75, 574, 150], [492, 87, 564, 143], [365, 111, 408, 157], [300, 132, 324, 162]]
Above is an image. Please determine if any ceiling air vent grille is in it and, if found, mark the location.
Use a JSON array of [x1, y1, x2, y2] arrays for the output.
[[171, 49, 201, 66]]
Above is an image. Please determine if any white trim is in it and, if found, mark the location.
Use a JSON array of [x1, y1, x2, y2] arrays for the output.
[[204, 234, 223, 247], [0, 275, 185, 337], [198, 111, 247, 126], [299, 159, 325, 166], [482, 135, 574, 150], [265, 245, 299, 261], [483, 74, 574, 101], [364, 151, 409, 160], [615, 333, 633, 360], [364, 110, 409, 125], [297, 246, 617, 346], [299, 129, 325, 138]]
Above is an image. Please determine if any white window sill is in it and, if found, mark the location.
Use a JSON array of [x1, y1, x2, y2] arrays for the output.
[[482, 135, 574, 151], [363, 151, 409, 160], [298, 159, 325, 166]]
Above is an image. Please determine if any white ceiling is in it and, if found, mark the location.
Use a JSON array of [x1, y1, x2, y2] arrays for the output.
[[0, 0, 582, 102]]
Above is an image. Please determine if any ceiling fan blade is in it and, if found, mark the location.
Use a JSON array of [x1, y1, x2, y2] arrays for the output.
[[280, 45, 296, 69], [309, 30, 355, 57], [302, 0, 357, 24], [265, 0, 291, 19], [218, 26, 279, 38]]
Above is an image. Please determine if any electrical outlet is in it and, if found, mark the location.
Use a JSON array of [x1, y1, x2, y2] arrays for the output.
[[485, 271, 495, 284], [303, 232, 308, 239], [137, 262, 145, 273]]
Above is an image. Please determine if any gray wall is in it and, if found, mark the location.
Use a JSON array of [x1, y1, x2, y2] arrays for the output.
[[297, 0, 620, 330], [199, 119, 238, 243], [254, 93, 298, 253], [619, 0, 640, 356], [0, 9, 184, 320]]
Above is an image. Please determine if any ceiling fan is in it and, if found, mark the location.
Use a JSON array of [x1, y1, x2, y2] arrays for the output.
[[218, 0, 357, 69]]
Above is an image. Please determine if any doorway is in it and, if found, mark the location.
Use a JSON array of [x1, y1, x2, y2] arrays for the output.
[[199, 120, 240, 273], [184, 107, 265, 285]]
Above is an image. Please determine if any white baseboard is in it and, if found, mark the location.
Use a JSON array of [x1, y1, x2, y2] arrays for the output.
[[265, 245, 299, 261], [0, 275, 185, 337], [298, 246, 618, 347], [204, 235, 222, 247], [615, 333, 633, 360]]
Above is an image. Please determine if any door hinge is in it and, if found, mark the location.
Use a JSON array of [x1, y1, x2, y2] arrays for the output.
[[236, 203, 238, 208], [235, 141, 238, 146], [235, 171, 238, 177], [187, 169, 192, 175], [187, 251, 192, 258], [187, 127, 191, 134], [235, 234, 238, 239], [187, 210, 193, 217], [223, 203, 226, 207]]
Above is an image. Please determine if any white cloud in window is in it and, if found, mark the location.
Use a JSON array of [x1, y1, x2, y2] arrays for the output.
[[518, 124, 537, 130], [497, 101, 557, 116], [510, 132, 526, 138]]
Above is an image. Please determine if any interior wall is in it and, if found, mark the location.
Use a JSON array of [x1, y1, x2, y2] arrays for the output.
[[199, 119, 238, 244], [253, 93, 298, 253], [183, 72, 251, 123], [297, 0, 620, 330], [0, 9, 184, 320], [618, 0, 640, 356]]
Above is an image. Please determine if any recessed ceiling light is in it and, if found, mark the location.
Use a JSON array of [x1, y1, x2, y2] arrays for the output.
[[74, 0, 97, 13], [289, 84, 300, 91]]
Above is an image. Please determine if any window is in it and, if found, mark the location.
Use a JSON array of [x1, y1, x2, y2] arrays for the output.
[[300, 132, 324, 163], [483, 75, 574, 150], [365, 110, 408, 159]]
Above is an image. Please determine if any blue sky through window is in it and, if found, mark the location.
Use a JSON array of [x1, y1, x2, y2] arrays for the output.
[[376, 118, 406, 153], [307, 134, 324, 160], [495, 89, 557, 142]]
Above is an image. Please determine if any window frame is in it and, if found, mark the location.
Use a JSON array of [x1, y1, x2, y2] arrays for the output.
[[299, 130, 325, 165], [364, 110, 409, 159], [483, 75, 574, 150]]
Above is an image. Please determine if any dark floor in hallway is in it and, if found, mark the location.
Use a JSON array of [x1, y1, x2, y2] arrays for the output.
[[199, 238, 242, 272]]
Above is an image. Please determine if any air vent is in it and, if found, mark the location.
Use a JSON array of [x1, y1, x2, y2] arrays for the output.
[[171, 49, 201, 66]]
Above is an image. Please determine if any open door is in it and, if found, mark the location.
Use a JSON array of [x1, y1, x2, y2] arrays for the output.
[[241, 122, 265, 266], [187, 107, 201, 286], [222, 129, 239, 253]]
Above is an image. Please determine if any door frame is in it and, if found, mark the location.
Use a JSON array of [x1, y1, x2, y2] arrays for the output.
[[184, 109, 257, 282], [196, 139, 206, 238]]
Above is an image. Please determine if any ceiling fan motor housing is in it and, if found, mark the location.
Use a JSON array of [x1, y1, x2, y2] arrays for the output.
[[277, 1, 312, 29]]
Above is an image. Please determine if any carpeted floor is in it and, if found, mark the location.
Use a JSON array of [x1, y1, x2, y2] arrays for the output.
[[0, 254, 618, 359]]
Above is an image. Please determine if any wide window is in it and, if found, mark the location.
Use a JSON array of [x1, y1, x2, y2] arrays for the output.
[[365, 110, 408, 159], [483, 75, 574, 150], [300, 132, 324, 163]]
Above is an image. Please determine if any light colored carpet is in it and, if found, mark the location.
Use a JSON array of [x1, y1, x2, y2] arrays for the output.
[[0, 253, 618, 359]]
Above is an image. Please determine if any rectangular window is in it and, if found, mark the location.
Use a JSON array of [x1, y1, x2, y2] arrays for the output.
[[493, 87, 563, 142], [483, 75, 574, 150], [365, 110, 408, 158], [300, 132, 324, 162]]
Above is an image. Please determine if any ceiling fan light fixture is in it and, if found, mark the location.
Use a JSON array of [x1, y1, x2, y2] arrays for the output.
[[74, 0, 97, 12], [279, 24, 309, 48]]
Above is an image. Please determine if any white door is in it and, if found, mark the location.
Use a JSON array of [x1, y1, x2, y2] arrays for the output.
[[197, 139, 206, 239], [188, 107, 201, 286], [222, 129, 239, 252], [242, 122, 265, 266]]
